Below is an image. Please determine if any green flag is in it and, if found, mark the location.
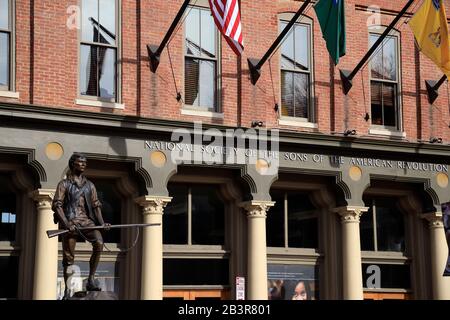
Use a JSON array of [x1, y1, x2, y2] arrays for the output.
[[314, 0, 346, 65]]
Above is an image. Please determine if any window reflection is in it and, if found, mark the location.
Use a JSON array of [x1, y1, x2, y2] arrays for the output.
[[0, 175, 16, 242], [90, 179, 121, 243], [0, 0, 9, 30], [164, 183, 225, 245], [361, 197, 405, 252], [191, 185, 224, 245], [267, 190, 318, 249], [0, 0, 10, 89], [185, 7, 218, 110], [280, 21, 311, 119], [370, 34, 399, 128], [164, 184, 188, 244], [0, 33, 9, 87], [80, 0, 117, 101]]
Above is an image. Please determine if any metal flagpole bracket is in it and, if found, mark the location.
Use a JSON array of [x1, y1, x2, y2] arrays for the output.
[[146, 0, 191, 73], [339, 69, 353, 95], [338, 0, 415, 95], [248, 58, 262, 85], [425, 75, 447, 104], [147, 44, 161, 73], [246, 0, 312, 85]]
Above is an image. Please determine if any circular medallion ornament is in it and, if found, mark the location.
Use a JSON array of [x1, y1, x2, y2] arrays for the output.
[[255, 159, 269, 175], [437, 173, 449, 188], [45, 142, 64, 160], [151, 151, 167, 168], [349, 166, 362, 181]]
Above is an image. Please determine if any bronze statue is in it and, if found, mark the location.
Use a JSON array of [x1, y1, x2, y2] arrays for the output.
[[52, 153, 110, 298]]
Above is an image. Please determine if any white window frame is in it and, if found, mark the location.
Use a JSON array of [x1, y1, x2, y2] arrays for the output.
[[278, 13, 315, 126], [77, 0, 122, 106], [368, 27, 403, 134], [183, 0, 222, 113]]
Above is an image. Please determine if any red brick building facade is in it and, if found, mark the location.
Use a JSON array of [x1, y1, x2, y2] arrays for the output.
[[0, 0, 450, 301]]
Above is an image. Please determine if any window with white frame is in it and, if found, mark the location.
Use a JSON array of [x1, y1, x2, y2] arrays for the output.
[[0, 0, 13, 91], [80, 0, 119, 102], [280, 17, 313, 121], [369, 33, 401, 129], [184, 4, 220, 111]]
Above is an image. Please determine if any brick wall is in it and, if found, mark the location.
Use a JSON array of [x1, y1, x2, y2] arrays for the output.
[[2, 0, 449, 143]]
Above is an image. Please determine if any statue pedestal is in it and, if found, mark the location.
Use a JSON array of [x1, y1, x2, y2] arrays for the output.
[[69, 291, 118, 300]]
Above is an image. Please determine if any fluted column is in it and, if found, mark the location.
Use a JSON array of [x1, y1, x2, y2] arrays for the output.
[[241, 201, 274, 300], [335, 206, 368, 300], [422, 212, 450, 299], [136, 196, 172, 300], [30, 189, 58, 300]]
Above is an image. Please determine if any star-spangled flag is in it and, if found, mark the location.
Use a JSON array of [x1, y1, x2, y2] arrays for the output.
[[208, 0, 244, 55]]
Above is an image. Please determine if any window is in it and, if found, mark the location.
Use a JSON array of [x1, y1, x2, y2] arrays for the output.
[[361, 197, 405, 252], [267, 191, 318, 249], [92, 179, 121, 243], [0, 174, 18, 299], [280, 17, 313, 120], [164, 184, 225, 245], [0, 175, 16, 242], [80, 0, 119, 102], [184, 5, 219, 111], [0, 0, 12, 91], [369, 33, 400, 129]]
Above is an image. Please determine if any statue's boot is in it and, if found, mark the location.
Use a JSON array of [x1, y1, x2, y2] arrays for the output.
[[86, 277, 102, 291]]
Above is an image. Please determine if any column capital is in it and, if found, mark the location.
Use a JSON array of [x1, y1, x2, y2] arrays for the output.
[[240, 201, 275, 218], [421, 212, 444, 228], [29, 189, 55, 210], [334, 206, 369, 223], [135, 196, 172, 216]]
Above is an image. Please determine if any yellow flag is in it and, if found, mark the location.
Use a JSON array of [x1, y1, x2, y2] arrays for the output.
[[409, 0, 450, 78]]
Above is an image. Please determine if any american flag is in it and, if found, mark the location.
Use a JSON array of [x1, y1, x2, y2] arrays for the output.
[[208, 0, 244, 55]]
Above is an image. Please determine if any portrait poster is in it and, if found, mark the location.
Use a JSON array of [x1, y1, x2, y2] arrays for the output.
[[267, 264, 319, 300], [443, 202, 450, 276], [56, 260, 120, 299]]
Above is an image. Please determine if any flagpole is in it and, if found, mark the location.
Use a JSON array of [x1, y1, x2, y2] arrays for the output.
[[248, 0, 313, 85], [339, 0, 416, 94], [148, 0, 191, 73], [425, 75, 447, 104]]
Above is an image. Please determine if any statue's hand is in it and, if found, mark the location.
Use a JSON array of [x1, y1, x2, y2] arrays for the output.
[[103, 223, 111, 231], [66, 222, 77, 232]]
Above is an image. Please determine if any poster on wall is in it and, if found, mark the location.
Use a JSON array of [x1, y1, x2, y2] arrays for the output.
[[443, 203, 450, 276], [267, 264, 319, 300], [56, 261, 120, 300]]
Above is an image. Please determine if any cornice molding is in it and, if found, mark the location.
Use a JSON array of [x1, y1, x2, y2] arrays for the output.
[[1, 102, 450, 158]]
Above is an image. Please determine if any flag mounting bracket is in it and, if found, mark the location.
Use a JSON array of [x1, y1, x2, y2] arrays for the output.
[[425, 75, 447, 104], [147, 0, 191, 73], [339, 0, 415, 95], [248, 59, 262, 85], [339, 70, 353, 95], [247, 0, 312, 85]]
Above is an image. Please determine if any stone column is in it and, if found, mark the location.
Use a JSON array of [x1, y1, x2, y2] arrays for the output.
[[136, 196, 172, 300], [30, 189, 58, 300], [422, 212, 450, 299], [241, 201, 274, 300], [335, 206, 368, 300]]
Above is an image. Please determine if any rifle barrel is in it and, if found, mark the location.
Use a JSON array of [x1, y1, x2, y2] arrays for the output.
[[46, 223, 161, 239]]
